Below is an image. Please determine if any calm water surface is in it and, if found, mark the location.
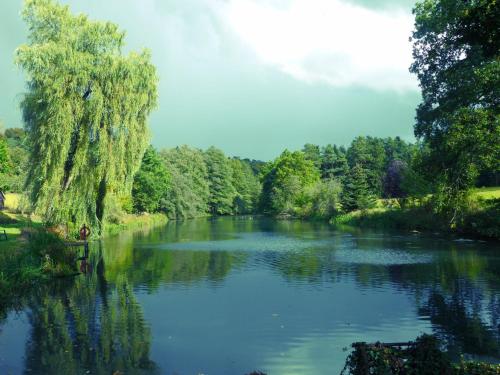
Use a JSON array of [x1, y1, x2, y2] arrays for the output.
[[0, 218, 499, 374]]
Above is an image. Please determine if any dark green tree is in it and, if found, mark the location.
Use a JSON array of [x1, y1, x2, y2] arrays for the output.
[[347, 136, 386, 196], [320, 144, 336, 179], [302, 143, 322, 170], [383, 159, 407, 199], [204, 147, 236, 215], [341, 164, 376, 212], [132, 146, 170, 213], [321, 144, 349, 180], [410, 0, 500, 211], [17, 0, 158, 230], [383, 136, 415, 164]]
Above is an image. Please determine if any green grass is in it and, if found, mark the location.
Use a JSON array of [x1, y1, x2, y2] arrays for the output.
[[473, 186, 500, 200], [332, 207, 440, 233], [104, 213, 168, 237], [333, 187, 500, 239]]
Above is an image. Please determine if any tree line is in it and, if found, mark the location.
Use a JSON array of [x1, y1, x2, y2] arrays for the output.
[[130, 145, 261, 219], [0, 123, 419, 219], [2, 122, 497, 223], [1, 0, 498, 234], [127, 134, 496, 221]]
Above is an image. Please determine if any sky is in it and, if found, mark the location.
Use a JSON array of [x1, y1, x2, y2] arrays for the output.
[[0, 0, 420, 160]]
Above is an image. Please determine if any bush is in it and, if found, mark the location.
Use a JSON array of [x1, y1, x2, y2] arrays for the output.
[[341, 334, 500, 375], [459, 198, 500, 239], [299, 179, 342, 219], [455, 360, 500, 375], [26, 228, 77, 275]]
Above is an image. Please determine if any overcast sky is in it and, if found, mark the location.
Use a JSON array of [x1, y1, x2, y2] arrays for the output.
[[0, 0, 419, 160]]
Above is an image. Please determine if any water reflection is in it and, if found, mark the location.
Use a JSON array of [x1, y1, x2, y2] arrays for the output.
[[21, 255, 158, 375], [0, 217, 498, 374]]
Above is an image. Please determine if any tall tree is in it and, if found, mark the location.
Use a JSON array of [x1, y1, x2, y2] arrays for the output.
[[17, 0, 157, 230], [341, 164, 376, 212], [320, 144, 337, 179], [383, 159, 408, 199], [231, 158, 261, 214], [260, 150, 320, 215], [204, 147, 236, 215], [410, 0, 500, 207], [132, 146, 170, 213], [347, 136, 386, 196], [161, 146, 209, 219]]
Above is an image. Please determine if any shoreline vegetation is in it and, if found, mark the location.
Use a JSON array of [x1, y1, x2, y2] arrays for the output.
[[330, 187, 500, 240], [0, 194, 169, 313], [342, 335, 500, 375], [1, 182, 498, 311]]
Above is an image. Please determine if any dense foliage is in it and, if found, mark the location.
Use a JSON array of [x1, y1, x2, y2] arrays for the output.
[[131, 146, 170, 214], [0, 127, 29, 192], [410, 0, 500, 217], [0, 134, 9, 175], [160, 146, 210, 219], [130, 145, 262, 220], [231, 158, 261, 215], [258, 137, 416, 218], [341, 164, 376, 212], [260, 150, 320, 216], [342, 334, 500, 375], [17, 0, 158, 231], [204, 147, 237, 215], [127, 136, 420, 222]]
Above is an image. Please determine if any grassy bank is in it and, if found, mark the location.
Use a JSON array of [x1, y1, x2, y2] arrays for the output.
[[331, 190, 500, 240], [104, 213, 168, 237], [0, 220, 78, 315], [0, 193, 168, 315]]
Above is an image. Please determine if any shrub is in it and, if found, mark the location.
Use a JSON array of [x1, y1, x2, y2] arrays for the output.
[[27, 228, 77, 275], [341, 334, 500, 375]]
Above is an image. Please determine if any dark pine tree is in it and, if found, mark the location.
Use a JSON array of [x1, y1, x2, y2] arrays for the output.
[[341, 164, 376, 212]]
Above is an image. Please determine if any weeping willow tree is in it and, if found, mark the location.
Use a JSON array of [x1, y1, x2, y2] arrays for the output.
[[16, 0, 158, 232]]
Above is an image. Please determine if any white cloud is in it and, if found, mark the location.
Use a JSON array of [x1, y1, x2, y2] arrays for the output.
[[216, 0, 417, 91]]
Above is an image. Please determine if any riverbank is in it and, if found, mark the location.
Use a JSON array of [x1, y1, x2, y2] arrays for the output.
[[331, 201, 500, 240], [104, 212, 168, 236], [0, 215, 74, 315], [0, 203, 169, 314]]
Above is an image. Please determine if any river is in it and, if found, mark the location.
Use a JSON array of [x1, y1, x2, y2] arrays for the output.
[[0, 217, 499, 374]]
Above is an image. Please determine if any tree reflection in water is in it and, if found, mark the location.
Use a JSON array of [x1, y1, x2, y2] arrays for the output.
[[23, 247, 159, 375], [419, 283, 499, 359]]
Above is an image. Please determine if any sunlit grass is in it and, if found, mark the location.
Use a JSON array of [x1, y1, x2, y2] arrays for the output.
[[4, 193, 21, 210], [104, 213, 168, 236], [473, 187, 500, 200]]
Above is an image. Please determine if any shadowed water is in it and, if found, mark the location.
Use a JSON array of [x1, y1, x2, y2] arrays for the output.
[[0, 217, 499, 374]]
